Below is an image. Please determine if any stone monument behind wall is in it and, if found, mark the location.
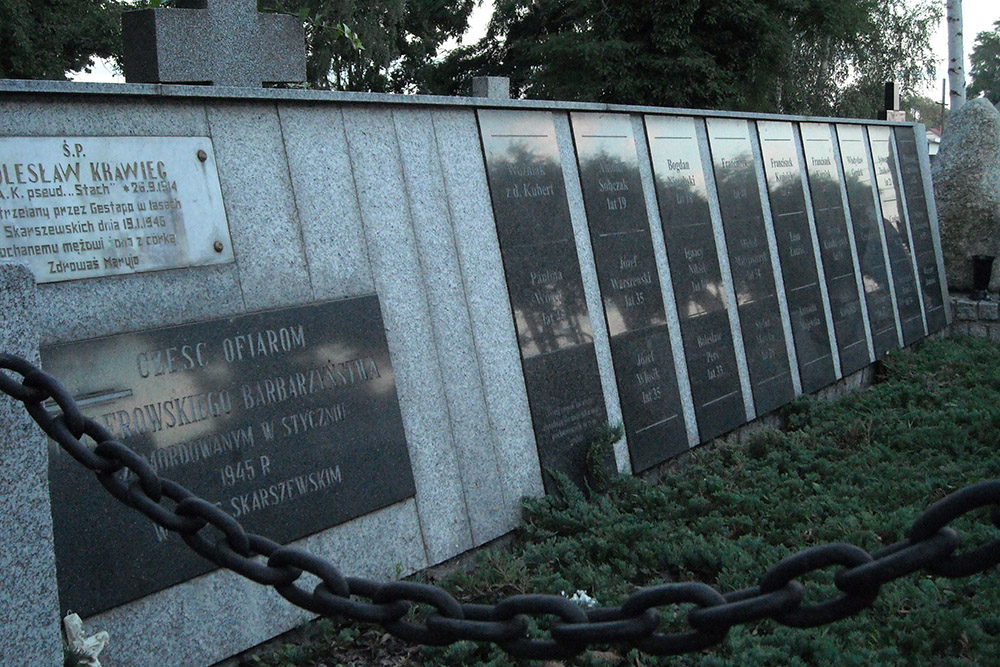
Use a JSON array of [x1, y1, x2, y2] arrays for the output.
[[122, 0, 306, 86], [932, 98, 1000, 291]]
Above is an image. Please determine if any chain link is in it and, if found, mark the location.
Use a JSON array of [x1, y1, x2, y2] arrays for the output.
[[2, 352, 999, 658]]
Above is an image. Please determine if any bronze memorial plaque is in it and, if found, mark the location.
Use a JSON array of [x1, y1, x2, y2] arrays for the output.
[[0, 136, 232, 282], [42, 296, 415, 616]]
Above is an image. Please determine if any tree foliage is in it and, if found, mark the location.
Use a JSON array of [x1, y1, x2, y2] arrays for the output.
[[267, 0, 476, 91], [0, 0, 124, 79], [428, 0, 940, 117], [903, 94, 948, 130], [968, 19, 1000, 105]]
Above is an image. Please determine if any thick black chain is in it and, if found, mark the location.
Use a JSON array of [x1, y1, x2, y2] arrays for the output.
[[3, 352, 999, 660]]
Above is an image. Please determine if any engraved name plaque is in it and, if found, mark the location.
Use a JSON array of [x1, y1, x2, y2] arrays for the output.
[[799, 123, 871, 375], [42, 296, 415, 616], [478, 110, 608, 489], [892, 127, 947, 333], [644, 115, 744, 442], [836, 124, 900, 358], [757, 121, 836, 393], [571, 112, 688, 471], [0, 136, 232, 282], [706, 118, 795, 415], [868, 126, 925, 345]]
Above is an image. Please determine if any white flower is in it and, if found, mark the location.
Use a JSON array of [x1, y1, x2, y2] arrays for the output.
[[63, 613, 109, 667], [561, 589, 599, 609]]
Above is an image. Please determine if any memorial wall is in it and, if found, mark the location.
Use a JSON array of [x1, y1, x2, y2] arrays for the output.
[[0, 81, 948, 667]]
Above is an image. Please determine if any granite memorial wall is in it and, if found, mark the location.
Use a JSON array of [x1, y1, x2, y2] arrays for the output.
[[0, 81, 948, 666]]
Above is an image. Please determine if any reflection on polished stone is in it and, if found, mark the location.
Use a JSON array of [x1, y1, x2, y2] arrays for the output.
[[706, 117, 794, 413], [758, 121, 836, 393], [868, 126, 925, 345], [893, 127, 947, 332], [645, 114, 745, 440], [42, 296, 413, 617], [836, 123, 899, 359], [571, 112, 686, 471], [479, 109, 607, 489], [800, 122, 871, 375]]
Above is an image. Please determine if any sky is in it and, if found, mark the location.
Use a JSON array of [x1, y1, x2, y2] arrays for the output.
[[76, 0, 1000, 106]]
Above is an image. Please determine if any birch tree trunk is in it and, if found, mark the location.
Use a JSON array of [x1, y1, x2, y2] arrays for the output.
[[947, 0, 966, 110]]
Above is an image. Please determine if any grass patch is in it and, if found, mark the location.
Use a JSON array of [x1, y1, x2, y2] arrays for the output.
[[245, 337, 1000, 666]]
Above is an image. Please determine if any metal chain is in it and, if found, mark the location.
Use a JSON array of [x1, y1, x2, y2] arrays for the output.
[[2, 352, 999, 660]]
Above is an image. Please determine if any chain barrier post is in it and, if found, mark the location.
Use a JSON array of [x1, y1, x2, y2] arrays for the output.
[[0, 264, 62, 666]]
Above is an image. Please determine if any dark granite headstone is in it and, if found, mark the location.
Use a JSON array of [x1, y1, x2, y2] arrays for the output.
[[570, 112, 688, 471], [478, 110, 608, 489], [799, 123, 872, 375], [893, 128, 947, 332], [706, 118, 795, 415], [757, 121, 837, 393], [644, 115, 744, 441], [836, 124, 900, 359], [868, 126, 926, 345], [42, 296, 414, 616]]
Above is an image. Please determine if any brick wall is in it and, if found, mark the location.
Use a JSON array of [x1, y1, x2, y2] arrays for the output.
[[950, 294, 1000, 340]]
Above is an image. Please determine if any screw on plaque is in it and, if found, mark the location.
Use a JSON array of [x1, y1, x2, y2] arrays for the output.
[[197, 150, 208, 162], [214, 241, 224, 253]]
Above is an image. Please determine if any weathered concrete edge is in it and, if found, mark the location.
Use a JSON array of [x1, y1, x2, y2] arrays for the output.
[[0, 79, 917, 128], [0, 264, 62, 666]]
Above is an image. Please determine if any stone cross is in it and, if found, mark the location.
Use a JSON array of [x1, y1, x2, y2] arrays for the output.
[[121, 0, 306, 87]]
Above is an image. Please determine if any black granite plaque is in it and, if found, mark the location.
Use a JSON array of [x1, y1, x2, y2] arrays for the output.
[[42, 296, 415, 617], [478, 109, 608, 488], [800, 123, 871, 375], [706, 118, 795, 415], [893, 127, 947, 333], [571, 112, 687, 471], [836, 124, 900, 359], [868, 126, 925, 345], [522, 346, 608, 486], [645, 115, 744, 441], [757, 121, 837, 393]]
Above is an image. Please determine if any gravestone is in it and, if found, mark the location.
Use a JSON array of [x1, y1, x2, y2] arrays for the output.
[[799, 123, 872, 374], [931, 98, 1000, 292], [570, 112, 688, 471], [644, 115, 746, 441], [706, 118, 796, 415], [894, 127, 948, 332], [0, 64, 950, 663], [757, 121, 838, 393], [122, 0, 306, 86], [867, 126, 926, 345], [477, 109, 609, 488], [837, 123, 901, 358]]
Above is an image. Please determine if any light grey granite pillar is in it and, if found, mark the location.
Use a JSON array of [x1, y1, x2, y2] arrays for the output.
[[0, 263, 62, 665]]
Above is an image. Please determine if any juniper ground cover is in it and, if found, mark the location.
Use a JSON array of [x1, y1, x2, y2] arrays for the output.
[[246, 336, 1000, 666]]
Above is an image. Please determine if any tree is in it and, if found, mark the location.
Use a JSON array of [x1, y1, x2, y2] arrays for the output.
[[267, 0, 476, 91], [968, 19, 1000, 105], [902, 94, 949, 130], [428, 0, 940, 117], [0, 0, 125, 79]]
